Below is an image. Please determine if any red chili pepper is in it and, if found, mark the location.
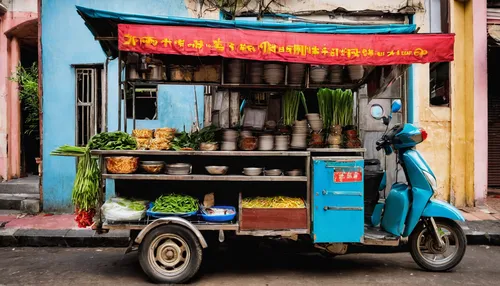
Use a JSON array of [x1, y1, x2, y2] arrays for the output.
[[75, 208, 95, 228]]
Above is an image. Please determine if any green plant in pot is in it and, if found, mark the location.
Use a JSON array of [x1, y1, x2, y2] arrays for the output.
[[197, 125, 219, 151]]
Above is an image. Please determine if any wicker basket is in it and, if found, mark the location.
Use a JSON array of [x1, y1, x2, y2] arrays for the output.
[[105, 157, 139, 174], [132, 129, 153, 139]]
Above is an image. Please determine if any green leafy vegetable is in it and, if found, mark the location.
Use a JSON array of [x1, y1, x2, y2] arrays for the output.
[[196, 125, 218, 144], [317, 88, 354, 127], [88, 131, 137, 150], [283, 90, 301, 126], [71, 148, 100, 211], [152, 194, 198, 213]]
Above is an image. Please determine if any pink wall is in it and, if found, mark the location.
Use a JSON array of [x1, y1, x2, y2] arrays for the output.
[[474, 0, 488, 204], [0, 11, 37, 181]]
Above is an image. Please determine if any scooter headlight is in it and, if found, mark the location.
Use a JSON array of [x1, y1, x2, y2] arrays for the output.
[[423, 171, 437, 191]]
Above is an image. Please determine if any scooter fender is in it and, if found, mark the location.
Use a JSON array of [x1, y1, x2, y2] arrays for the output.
[[421, 199, 465, 222]]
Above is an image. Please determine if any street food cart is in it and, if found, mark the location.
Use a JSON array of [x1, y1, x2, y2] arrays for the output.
[[65, 6, 463, 284]]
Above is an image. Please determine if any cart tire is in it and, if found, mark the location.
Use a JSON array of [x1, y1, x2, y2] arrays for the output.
[[139, 224, 202, 284], [409, 218, 466, 272]]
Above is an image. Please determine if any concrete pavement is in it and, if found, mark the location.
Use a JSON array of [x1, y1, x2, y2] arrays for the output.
[[0, 245, 498, 285]]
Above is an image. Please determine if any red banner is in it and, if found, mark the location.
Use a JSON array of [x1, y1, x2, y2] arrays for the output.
[[118, 24, 454, 65]]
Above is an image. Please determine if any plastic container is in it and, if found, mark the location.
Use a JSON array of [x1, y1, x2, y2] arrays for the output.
[[201, 206, 236, 222], [146, 203, 198, 219]]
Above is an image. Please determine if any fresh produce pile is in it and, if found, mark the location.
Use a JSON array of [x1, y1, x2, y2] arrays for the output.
[[242, 196, 305, 208], [317, 88, 354, 128], [87, 131, 137, 150], [152, 194, 199, 213], [115, 198, 147, 211], [171, 125, 218, 150], [102, 197, 147, 222], [51, 131, 137, 228], [283, 90, 307, 126], [171, 131, 198, 150]]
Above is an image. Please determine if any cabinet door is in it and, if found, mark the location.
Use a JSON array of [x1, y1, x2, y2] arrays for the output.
[[312, 159, 364, 243]]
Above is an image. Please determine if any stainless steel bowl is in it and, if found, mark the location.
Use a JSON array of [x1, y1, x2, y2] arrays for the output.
[[286, 169, 303, 176], [166, 163, 192, 175], [205, 166, 229, 175], [243, 167, 263, 176], [264, 169, 282, 176]]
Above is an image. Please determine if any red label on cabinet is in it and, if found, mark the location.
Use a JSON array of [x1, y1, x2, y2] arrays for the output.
[[334, 171, 362, 183]]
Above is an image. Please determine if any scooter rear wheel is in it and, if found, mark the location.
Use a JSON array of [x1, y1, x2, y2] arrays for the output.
[[409, 218, 466, 272]]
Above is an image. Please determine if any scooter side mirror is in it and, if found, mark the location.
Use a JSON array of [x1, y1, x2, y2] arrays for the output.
[[391, 99, 402, 113], [370, 104, 385, 120]]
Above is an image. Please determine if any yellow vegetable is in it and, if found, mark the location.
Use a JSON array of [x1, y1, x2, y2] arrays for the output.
[[242, 196, 305, 208]]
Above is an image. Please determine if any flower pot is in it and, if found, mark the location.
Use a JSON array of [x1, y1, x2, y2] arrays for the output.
[[239, 136, 258, 151], [310, 132, 324, 147], [200, 142, 219, 151]]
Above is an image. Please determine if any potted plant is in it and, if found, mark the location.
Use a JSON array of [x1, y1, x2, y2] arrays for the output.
[[197, 125, 219, 151]]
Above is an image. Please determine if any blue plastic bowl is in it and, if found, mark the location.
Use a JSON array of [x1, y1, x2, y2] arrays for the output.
[[201, 206, 236, 222]]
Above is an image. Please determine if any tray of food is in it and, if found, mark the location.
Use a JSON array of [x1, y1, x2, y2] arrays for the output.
[[146, 194, 199, 218]]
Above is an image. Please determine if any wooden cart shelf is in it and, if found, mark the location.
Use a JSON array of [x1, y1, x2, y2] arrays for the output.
[[92, 150, 310, 157], [102, 222, 239, 231], [102, 174, 307, 182], [307, 148, 366, 153], [124, 80, 364, 91]]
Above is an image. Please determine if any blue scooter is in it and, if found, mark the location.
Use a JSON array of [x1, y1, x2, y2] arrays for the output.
[[368, 100, 467, 271]]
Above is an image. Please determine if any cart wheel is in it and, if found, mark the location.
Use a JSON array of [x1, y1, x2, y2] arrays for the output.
[[139, 224, 202, 284]]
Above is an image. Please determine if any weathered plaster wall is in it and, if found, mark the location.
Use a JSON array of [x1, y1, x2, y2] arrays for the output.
[[187, 0, 423, 17], [0, 0, 38, 181], [472, 0, 488, 205], [413, 0, 484, 207], [42, 0, 202, 212]]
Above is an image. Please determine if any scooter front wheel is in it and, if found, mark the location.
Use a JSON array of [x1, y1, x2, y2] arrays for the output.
[[409, 218, 467, 272]]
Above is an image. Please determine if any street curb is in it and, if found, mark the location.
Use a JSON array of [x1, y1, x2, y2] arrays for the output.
[[0, 228, 130, 247], [462, 220, 500, 246], [0, 223, 499, 247]]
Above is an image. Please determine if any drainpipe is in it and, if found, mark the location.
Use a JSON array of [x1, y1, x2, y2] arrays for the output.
[[103, 56, 112, 132]]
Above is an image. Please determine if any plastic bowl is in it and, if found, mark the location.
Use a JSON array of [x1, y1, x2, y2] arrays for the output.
[[201, 206, 236, 222]]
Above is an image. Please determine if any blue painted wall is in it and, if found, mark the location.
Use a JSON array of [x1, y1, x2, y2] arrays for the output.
[[42, 0, 202, 212]]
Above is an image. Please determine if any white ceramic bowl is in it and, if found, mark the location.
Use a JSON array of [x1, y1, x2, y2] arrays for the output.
[[243, 167, 263, 176]]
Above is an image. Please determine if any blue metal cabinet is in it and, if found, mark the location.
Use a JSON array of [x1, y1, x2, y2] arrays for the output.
[[312, 157, 365, 243]]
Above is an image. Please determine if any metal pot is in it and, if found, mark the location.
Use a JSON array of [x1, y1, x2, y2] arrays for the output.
[[148, 64, 163, 81], [127, 64, 139, 80]]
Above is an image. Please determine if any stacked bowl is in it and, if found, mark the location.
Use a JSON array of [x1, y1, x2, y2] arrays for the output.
[[306, 113, 323, 132], [288, 63, 306, 85], [310, 65, 328, 84], [290, 120, 308, 149], [274, 135, 289, 151], [248, 61, 264, 84], [221, 129, 237, 151], [258, 135, 274, 151], [347, 65, 364, 81], [225, 59, 244, 83], [264, 63, 285, 85], [329, 65, 343, 84]]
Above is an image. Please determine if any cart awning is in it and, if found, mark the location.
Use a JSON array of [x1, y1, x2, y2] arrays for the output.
[[76, 5, 454, 64], [118, 24, 454, 65]]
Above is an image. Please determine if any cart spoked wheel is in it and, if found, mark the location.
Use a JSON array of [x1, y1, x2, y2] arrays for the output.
[[139, 225, 202, 284], [409, 218, 466, 272]]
